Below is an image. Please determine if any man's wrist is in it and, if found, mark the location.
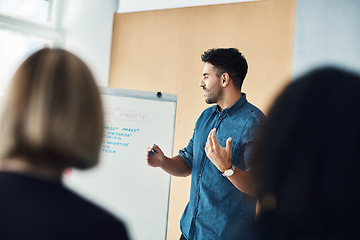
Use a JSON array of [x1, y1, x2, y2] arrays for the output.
[[220, 161, 232, 172], [221, 165, 235, 177]]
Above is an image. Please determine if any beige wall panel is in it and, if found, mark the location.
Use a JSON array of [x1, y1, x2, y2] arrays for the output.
[[109, 0, 296, 238]]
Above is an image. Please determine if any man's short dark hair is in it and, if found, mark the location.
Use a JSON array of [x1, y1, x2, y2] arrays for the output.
[[201, 48, 248, 90]]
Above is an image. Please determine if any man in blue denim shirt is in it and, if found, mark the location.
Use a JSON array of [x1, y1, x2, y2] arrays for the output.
[[146, 48, 265, 240]]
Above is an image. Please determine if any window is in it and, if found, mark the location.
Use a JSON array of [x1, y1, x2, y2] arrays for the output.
[[0, 0, 63, 96], [0, 0, 52, 24], [0, 29, 51, 93]]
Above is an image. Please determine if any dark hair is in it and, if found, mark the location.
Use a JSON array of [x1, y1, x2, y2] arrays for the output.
[[252, 66, 360, 238], [201, 48, 248, 90]]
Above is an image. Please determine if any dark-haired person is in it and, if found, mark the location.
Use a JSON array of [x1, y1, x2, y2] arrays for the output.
[[245, 67, 360, 240], [146, 48, 265, 240], [0, 48, 129, 240]]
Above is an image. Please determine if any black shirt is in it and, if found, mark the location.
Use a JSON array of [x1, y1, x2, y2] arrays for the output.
[[0, 171, 129, 240]]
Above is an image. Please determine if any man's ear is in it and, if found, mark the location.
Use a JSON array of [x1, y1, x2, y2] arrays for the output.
[[221, 72, 230, 87]]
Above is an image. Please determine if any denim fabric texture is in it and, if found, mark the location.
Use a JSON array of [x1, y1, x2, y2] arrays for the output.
[[178, 94, 265, 240]]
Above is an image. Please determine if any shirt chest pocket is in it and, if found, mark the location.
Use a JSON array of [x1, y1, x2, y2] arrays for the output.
[[217, 137, 242, 167], [217, 137, 231, 148]]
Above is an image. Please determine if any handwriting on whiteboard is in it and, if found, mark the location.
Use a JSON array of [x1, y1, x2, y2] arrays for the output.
[[104, 107, 150, 123], [102, 126, 141, 154]]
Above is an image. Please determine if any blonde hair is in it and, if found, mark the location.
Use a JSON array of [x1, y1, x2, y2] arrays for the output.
[[0, 48, 104, 169]]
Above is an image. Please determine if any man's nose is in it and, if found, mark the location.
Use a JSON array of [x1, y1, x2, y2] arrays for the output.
[[199, 78, 205, 87]]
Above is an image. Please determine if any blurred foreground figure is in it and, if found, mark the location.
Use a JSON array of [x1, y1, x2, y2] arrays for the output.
[[0, 48, 129, 240], [246, 67, 360, 240]]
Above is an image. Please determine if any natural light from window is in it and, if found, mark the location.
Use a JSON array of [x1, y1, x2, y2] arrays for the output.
[[0, 29, 50, 95], [0, 0, 50, 23], [0, 0, 57, 97]]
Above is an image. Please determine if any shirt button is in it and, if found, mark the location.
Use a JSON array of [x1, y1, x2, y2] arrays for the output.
[[199, 174, 201, 177]]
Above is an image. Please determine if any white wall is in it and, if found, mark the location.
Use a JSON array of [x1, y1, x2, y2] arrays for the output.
[[62, 0, 118, 87], [292, 0, 360, 78], [118, 0, 260, 13]]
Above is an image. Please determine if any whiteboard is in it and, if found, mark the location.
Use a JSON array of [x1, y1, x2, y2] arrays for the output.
[[64, 87, 177, 240]]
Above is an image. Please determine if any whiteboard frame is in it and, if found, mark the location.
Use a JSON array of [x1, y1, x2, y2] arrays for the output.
[[99, 86, 177, 240], [100, 86, 177, 103]]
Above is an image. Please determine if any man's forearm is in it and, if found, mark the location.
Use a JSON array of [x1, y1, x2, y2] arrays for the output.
[[161, 155, 192, 177], [226, 168, 256, 197]]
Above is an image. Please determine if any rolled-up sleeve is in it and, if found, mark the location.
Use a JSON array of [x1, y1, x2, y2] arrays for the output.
[[178, 131, 195, 169]]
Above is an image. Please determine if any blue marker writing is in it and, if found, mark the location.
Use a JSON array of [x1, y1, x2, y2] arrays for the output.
[[149, 144, 155, 156]]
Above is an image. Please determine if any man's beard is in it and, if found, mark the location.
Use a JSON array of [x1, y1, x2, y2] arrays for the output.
[[203, 87, 222, 104]]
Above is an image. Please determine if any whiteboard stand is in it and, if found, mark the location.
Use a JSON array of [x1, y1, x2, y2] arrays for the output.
[[64, 87, 177, 240]]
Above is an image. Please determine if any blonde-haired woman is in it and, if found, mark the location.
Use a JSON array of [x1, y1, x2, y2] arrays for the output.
[[0, 48, 129, 240]]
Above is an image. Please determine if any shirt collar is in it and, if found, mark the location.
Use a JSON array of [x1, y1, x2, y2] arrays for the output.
[[215, 93, 247, 117]]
